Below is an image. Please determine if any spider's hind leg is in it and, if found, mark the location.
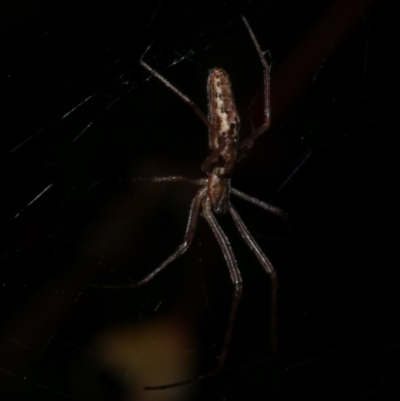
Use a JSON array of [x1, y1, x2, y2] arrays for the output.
[[228, 204, 278, 357], [91, 187, 206, 289]]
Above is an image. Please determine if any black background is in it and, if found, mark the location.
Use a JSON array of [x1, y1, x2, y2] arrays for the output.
[[1, 0, 399, 400]]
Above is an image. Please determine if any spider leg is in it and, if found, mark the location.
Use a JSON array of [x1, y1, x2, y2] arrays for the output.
[[144, 197, 243, 390], [238, 16, 271, 158], [231, 188, 291, 240], [202, 197, 243, 371], [91, 187, 206, 289], [140, 176, 206, 186], [140, 61, 220, 138], [231, 188, 288, 222], [228, 204, 278, 357]]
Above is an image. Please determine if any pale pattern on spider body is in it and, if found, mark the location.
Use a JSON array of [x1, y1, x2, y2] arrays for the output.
[[207, 67, 240, 172], [206, 68, 240, 214]]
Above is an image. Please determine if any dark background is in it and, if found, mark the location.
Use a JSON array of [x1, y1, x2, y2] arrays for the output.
[[1, 0, 399, 400]]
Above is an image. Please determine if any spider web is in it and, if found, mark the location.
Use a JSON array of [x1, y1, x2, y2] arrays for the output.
[[1, 0, 400, 400]]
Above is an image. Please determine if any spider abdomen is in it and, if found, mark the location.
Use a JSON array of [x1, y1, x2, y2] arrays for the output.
[[207, 67, 240, 175]]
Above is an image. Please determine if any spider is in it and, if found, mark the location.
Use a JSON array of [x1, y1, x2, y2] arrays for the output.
[[95, 16, 289, 389]]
